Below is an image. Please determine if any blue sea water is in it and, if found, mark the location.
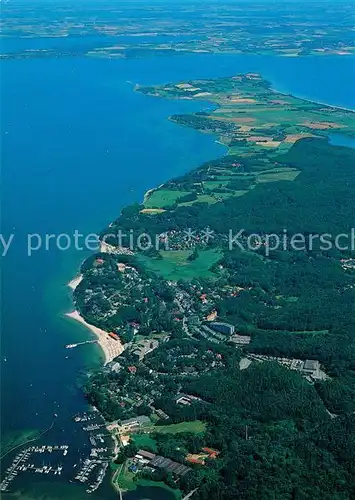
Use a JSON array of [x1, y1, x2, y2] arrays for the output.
[[329, 133, 355, 149], [1, 35, 355, 500]]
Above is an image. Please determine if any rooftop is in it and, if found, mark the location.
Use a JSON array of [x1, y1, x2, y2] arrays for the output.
[[137, 449, 156, 460], [121, 415, 151, 426], [303, 360, 320, 371]]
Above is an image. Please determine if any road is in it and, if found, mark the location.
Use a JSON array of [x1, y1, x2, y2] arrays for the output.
[[182, 488, 198, 500], [112, 461, 124, 500]]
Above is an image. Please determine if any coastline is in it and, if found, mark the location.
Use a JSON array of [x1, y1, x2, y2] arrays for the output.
[[68, 274, 83, 291], [268, 86, 355, 113], [67, 75, 355, 371], [66, 73, 354, 498], [67, 273, 124, 365], [65, 310, 124, 365], [65, 77, 355, 370], [143, 183, 164, 204]]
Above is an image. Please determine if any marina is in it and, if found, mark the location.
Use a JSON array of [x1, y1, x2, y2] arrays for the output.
[[0, 445, 69, 492], [74, 457, 110, 493], [1, 437, 111, 494], [83, 423, 105, 432], [0, 411, 113, 494], [72, 411, 97, 423]]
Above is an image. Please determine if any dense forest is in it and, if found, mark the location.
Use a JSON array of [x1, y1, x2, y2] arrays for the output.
[[85, 335, 355, 499]]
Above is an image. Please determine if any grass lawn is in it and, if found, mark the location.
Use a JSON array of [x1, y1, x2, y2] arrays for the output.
[[218, 190, 249, 199], [113, 461, 136, 491], [112, 460, 181, 499], [144, 189, 190, 209], [257, 168, 300, 183], [179, 194, 218, 206], [150, 413, 161, 423], [151, 420, 206, 435], [257, 328, 329, 337], [212, 173, 237, 178], [138, 249, 222, 281], [132, 433, 158, 452], [203, 179, 230, 189]]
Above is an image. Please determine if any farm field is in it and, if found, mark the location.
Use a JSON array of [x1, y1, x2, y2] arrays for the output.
[[144, 189, 191, 209], [137, 73, 355, 223], [138, 249, 222, 281], [150, 420, 207, 435]]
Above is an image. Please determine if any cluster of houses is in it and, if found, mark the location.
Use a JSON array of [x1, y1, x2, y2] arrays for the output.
[[132, 339, 159, 361], [195, 321, 251, 346], [107, 415, 151, 435], [247, 354, 327, 380], [175, 393, 203, 406]]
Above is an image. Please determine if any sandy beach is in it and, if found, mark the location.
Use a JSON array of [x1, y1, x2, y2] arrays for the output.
[[65, 310, 124, 365], [68, 275, 83, 291]]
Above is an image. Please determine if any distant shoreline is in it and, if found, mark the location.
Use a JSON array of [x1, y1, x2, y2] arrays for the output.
[[268, 86, 355, 113]]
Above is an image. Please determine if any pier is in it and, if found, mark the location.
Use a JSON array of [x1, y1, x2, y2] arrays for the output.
[[0, 444, 69, 492], [74, 457, 109, 493], [65, 340, 97, 349]]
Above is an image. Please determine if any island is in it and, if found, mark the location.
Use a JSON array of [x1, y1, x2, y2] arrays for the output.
[[71, 73, 355, 499]]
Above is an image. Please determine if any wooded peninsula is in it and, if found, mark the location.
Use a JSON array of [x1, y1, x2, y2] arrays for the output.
[[74, 74, 355, 499]]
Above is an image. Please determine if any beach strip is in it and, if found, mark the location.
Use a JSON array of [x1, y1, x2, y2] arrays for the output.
[[65, 310, 124, 365], [68, 275, 83, 291]]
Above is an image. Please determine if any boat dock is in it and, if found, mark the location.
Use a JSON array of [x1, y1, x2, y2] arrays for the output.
[[83, 423, 105, 432], [74, 457, 109, 493], [86, 462, 109, 494], [0, 445, 69, 492], [65, 340, 97, 349]]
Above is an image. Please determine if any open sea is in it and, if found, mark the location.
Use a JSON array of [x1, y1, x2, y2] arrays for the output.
[[1, 30, 355, 500]]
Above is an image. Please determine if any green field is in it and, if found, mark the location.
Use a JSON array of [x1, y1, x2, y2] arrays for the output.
[[138, 249, 222, 281], [257, 328, 329, 337], [144, 189, 190, 209], [256, 168, 300, 183], [151, 420, 206, 435], [132, 433, 158, 452], [203, 179, 230, 190], [112, 461, 181, 498], [179, 193, 218, 206], [219, 189, 249, 199]]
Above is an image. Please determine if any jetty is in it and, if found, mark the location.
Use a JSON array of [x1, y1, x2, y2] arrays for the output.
[[65, 340, 97, 349], [0, 444, 69, 492]]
